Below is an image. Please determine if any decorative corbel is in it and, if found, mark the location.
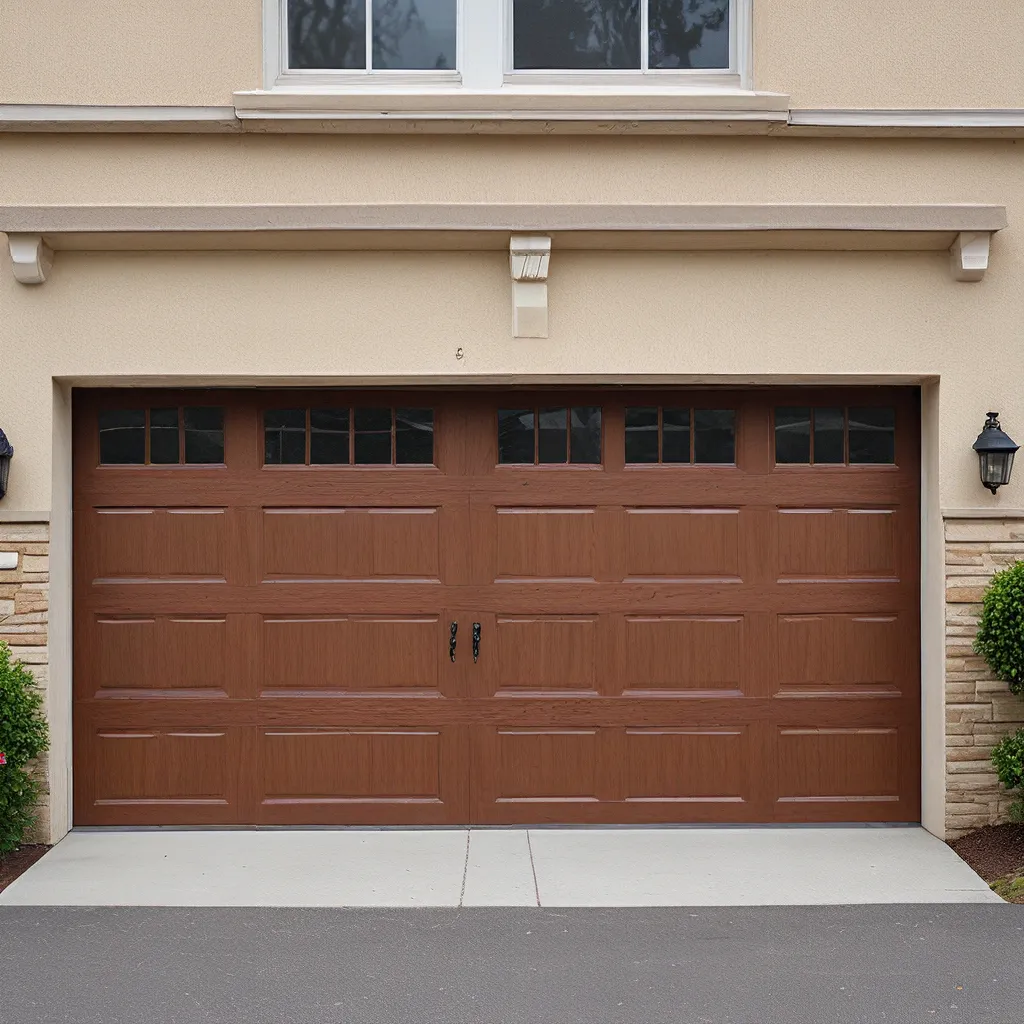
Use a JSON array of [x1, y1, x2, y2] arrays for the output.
[[510, 234, 551, 338], [950, 231, 990, 283], [8, 234, 53, 285]]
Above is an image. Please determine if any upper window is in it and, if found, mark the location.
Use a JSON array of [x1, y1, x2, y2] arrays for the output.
[[513, 0, 729, 72], [774, 406, 896, 466], [288, 0, 457, 71], [98, 408, 225, 466], [274, 0, 741, 83]]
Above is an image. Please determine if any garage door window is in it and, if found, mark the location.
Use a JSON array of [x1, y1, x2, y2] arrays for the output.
[[264, 407, 434, 465], [625, 407, 735, 464], [774, 406, 895, 465], [98, 407, 224, 465], [498, 406, 603, 465]]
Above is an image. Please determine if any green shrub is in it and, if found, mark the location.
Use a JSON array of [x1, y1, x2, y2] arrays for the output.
[[0, 641, 49, 853], [974, 561, 1024, 695], [991, 729, 1024, 824]]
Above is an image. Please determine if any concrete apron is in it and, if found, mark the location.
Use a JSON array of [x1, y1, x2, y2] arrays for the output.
[[0, 827, 1000, 907]]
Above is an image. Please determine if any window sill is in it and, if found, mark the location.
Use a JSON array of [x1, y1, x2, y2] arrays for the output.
[[232, 86, 790, 133]]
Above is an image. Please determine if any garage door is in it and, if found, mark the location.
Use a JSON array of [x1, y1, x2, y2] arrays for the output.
[[73, 388, 921, 826]]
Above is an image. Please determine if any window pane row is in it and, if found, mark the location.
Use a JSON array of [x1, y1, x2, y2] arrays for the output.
[[625, 407, 735, 464], [498, 407, 602, 465], [98, 408, 224, 465], [289, 0, 730, 72], [264, 407, 435, 465], [774, 406, 896, 465]]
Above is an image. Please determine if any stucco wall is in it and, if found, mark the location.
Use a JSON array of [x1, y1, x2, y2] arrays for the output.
[[0, 0, 1021, 109]]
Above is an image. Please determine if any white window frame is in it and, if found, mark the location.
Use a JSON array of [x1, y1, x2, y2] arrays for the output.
[[264, 0, 751, 92]]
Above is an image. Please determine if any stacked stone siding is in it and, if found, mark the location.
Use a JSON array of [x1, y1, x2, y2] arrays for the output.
[[945, 517, 1024, 839], [0, 522, 50, 843]]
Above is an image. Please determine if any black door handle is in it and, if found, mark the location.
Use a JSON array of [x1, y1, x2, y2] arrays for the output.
[[449, 621, 458, 663], [472, 622, 481, 663]]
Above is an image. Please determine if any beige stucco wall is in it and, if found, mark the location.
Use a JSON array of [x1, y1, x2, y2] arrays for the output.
[[0, 0, 1021, 109]]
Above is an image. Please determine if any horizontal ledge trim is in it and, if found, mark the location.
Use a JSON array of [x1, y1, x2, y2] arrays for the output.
[[0, 204, 1007, 240], [791, 108, 1024, 128], [942, 508, 1024, 520], [0, 511, 52, 523]]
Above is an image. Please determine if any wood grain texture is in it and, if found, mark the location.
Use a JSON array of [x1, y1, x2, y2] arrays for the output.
[[73, 387, 921, 825]]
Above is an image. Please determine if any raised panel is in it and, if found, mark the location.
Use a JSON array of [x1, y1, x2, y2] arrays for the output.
[[777, 614, 900, 694], [262, 617, 439, 693], [625, 616, 743, 692], [93, 730, 232, 804], [496, 616, 597, 692], [92, 508, 226, 579], [626, 509, 740, 579], [624, 729, 747, 802], [837, 616, 900, 691], [847, 510, 896, 576], [776, 509, 837, 579], [495, 508, 595, 580], [262, 508, 440, 580], [94, 616, 230, 696], [777, 728, 900, 802], [261, 729, 442, 803], [495, 729, 599, 801]]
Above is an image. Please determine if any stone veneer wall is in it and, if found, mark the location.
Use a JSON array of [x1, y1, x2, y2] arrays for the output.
[[946, 517, 1024, 839], [0, 522, 50, 843]]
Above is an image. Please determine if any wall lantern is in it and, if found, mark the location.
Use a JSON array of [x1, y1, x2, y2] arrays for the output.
[[0, 429, 11, 500], [973, 412, 1019, 494]]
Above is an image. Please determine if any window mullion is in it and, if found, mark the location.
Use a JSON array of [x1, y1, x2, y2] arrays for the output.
[[365, 0, 373, 71], [640, 0, 649, 72]]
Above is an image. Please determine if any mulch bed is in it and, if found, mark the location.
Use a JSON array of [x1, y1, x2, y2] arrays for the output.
[[0, 845, 49, 894], [949, 823, 1024, 903]]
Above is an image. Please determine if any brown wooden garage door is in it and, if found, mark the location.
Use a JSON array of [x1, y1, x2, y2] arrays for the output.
[[73, 387, 920, 826]]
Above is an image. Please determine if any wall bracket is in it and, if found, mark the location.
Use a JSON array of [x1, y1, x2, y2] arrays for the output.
[[509, 234, 551, 338]]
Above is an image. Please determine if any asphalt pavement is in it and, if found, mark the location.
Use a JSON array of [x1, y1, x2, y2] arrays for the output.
[[1, 905, 1022, 1024]]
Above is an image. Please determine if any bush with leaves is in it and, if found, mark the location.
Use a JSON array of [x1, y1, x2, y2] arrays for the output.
[[974, 560, 1024, 695], [0, 641, 49, 853], [991, 729, 1024, 823]]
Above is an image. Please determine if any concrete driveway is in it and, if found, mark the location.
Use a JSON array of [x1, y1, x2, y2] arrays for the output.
[[0, 826, 1000, 907]]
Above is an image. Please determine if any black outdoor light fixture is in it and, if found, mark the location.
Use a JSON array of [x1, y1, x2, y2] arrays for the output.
[[0, 429, 12, 501], [973, 412, 1019, 495]]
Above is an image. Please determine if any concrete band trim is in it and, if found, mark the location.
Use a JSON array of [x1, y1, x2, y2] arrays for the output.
[[4, 103, 1024, 137]]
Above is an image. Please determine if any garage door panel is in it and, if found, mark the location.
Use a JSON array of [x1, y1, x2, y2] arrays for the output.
[[624, 615, 745, 694], [262, 616, 441, 694], [258, 726, 468, 824], [87, 614, 238, 698], [485, 728, 604, 804], [622, 728, 749, 803], [775, 727, 900, 803], [494, 615, 598, 693], [493, 508, 596, 581], [89, 507, 229, 580], [262, 508, 441, 580], [776, 508, 899, 581], [625, 508, 741, 580]]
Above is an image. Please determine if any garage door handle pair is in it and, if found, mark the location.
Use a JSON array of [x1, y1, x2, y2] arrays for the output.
[[449, 621, 482, 663]]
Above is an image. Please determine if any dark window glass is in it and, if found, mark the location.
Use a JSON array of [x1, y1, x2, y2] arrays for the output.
[[265, 409, 306, 465], [694, 409, 735, 464], [98, 409, 146, 465], [569, 406, 602, 464], [395, 408, 434, 464], [662, 407, 691, 463], [649, 0, 729, 70], [538, 407, 568, 464], [149, 407, 180, 465], [288, 0, 366, 69], [775, 407, 811, 464], [849, 406, 896, 464], [813, 407, 845, 464], [310, 408, 350, 465], [625, 407, 659, 464], [498, 409, 535, 464], [372, 0, 456, 70], [354, 407, 393, 464], [513, 0, 641, 70], [184, 407, 224, 464]]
